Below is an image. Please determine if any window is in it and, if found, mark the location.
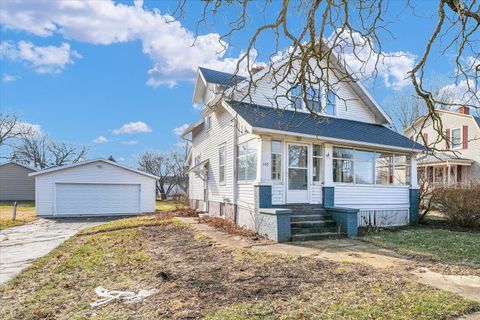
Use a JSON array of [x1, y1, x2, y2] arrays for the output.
[[205, 116, 211, 130], [324, 88, 336, 115], [194, 155, 201, 166], [306, 87, 322, 112], [355, 150, 374, 184], [219, 145, 226, 185], [375, 152, 393, 185], [393, 155, 411, 185], [331, 146, 411, 186], [271, 140, 282, 180], [290, 86, 304, 110], [313, 144, 323, 182], [333, 147, 354, 183], [237, 139, 257, 182], [451, 128, 462, 149]]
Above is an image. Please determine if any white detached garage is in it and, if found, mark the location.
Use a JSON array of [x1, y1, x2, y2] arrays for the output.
[[30, 159, 159, 217]]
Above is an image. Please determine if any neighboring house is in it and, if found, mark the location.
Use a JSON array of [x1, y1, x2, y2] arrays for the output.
[[182, 59, 423, 242], [29, 159, 159, 217], [403, 107, 480, 186], [0, 162, 38, 201]]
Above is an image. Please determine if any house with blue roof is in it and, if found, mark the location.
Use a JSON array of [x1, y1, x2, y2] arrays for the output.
[[404, 107, 480, 187], [182, 62, 424, 242]]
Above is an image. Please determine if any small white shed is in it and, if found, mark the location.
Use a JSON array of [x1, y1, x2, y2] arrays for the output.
[[30, 159, 159, 217]]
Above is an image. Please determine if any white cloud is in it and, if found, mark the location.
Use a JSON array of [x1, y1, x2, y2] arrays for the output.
[[173, 123, 189, 136], [113, 121, 152, 135], [0, 0, 254, 86], [118, 157, 126, 161], [329, 30, 416, 90], [93, 135, 108, 143], [437, 79, 479, 108], [2, 73, 19, 82], [0, 40, 81, 74], [121, 140, 138, 145], [10, 121, 43, 137]]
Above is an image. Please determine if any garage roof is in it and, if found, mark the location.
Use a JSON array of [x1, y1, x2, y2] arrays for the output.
[[29, 159, 160, 179]]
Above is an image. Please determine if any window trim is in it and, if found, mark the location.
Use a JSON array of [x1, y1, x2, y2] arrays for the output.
[[289, 82, 336, 116], [271, 140, 282, 181], [205, 115, 212, 131], [451, 127, 462, 150], [218, 144, 226, 185], [312, 144, 324, 184], [194, 154, 201, 166]]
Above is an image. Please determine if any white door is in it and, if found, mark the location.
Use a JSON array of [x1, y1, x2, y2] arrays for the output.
[[55, 183, 141, 215], [286, 143, 309, 203]]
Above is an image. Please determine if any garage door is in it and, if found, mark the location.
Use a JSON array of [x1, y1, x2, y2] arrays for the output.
[[55, 183, 141, 215]]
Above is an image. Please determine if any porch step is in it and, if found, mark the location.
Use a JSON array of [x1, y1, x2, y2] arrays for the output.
[[291, 220, 336, 228], [290, 208, 328, 215], [290, 214, 333, 222], [291, 232, 347, 241], [291, 220, 337, 235]]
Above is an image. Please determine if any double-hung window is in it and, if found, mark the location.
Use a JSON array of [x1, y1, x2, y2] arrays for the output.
[[205, 116, 211, 131], [375, 153, 393, 185], [237, 139, 257, 182], [324, 88, 336, 115], [271, 140, 282, 181], [219, 145, 226, 185], [355, 150, 374, 184], [290, 86, 304, 110], [451, 128, 462, 149], [333, 147, 354, 183], [290, 83, 335, 115], [194, 155, 201, 166], [313, 144, 324, 182]]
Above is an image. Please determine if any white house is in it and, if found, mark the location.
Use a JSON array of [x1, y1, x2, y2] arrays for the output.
[[183, 61, 423, 242], [29, 159, 159, 217], [403, 107, 480, 186]]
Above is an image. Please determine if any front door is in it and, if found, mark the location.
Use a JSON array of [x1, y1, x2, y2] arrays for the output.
[[287, 143, 309, 203]]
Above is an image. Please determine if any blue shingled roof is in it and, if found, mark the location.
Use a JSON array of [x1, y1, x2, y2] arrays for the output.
[[199, 67, 246, 87], [228, 101, 424, 151]]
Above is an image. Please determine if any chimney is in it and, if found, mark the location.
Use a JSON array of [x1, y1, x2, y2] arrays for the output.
[[459, 106, 470, 115], [251, 65, 265, 74]]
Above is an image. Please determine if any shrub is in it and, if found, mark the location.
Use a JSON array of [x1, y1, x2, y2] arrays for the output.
[[433, 184, 480, 229]]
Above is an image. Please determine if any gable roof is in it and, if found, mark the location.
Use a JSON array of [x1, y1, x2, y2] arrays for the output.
[[404, 109, 480, 134], [0, 161, 38, 172], [474, 116, 480, 128], [227, 101, 423, 152], [198, 67, 246, 87], [29, 159, 160, 179]]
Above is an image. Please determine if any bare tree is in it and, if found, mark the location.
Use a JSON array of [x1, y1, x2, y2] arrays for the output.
[[170, 150, 188, 194], [137, 151, 175, 200], [10, 134, 88, 169], [174, 0, 479, 152], [0, 113, 35, 146]]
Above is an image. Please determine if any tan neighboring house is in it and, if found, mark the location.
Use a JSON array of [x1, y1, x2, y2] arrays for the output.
[[0, 162, 38, 201], [403, 107, 480, 186]]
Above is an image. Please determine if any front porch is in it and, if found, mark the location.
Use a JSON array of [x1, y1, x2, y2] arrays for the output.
[[248, 136, 420, 242], [417, 153, 473, 187]]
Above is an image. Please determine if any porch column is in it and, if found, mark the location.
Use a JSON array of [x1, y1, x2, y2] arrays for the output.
[[447, 162, 451, 186], [323, 143, 335, 207], [409, 156, 420, 225], [258, 136, 272, 185]]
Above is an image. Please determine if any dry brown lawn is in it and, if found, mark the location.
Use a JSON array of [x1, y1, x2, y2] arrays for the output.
[[0, 201, 36, 230], [1, 213, 479, 320]]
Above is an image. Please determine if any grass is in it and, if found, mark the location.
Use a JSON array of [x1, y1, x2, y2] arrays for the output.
[[364, 225, 480, 265], [1, 213, 479, 320], [0, 201, 36, 230], [155, 199, 186, 212]]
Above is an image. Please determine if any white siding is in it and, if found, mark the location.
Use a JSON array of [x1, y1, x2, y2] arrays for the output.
[[35, 162, 156, 216], [310, 184, 322, 204], [272, 184, 283, 205], [234, 61, 378, 124], [335, 185, 410, 209], [237, 184, 255, 208], [189, 106, 235, 204], [0, 163, 36, 201]]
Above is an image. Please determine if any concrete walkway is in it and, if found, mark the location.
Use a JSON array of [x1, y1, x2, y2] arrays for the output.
[[178, 217, 480, 304], [0, 218, 112, 285]]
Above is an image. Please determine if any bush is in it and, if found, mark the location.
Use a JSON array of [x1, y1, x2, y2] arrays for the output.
[[433, 184, 480, 229]]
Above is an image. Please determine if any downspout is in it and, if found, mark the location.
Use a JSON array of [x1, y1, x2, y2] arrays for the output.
[[232, 117, 238, 223]]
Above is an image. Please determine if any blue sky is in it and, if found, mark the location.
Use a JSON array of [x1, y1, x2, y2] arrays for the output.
[[0, 0, 474, 165]]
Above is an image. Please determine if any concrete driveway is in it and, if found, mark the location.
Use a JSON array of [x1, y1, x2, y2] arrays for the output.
[[0, 217, 115, 285]]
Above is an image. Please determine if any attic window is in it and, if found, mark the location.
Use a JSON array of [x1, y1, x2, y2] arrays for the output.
[[205, 116, 211, 131]]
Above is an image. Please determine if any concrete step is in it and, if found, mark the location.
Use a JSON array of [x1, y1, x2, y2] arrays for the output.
[[290, 208, 328, 215], [290, 215, 332, 222], [291, 226, 338, 235], [290, 220, 336, 228], [291, 232, 347, 241]]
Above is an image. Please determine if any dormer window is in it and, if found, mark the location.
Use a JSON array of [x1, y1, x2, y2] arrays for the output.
[[290, 83, 336, 115]]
